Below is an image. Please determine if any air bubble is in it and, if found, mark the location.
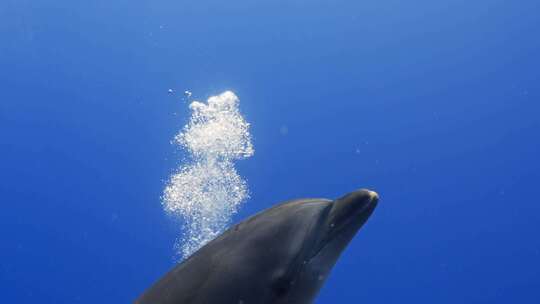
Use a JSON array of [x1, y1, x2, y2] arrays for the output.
[[163, 91, 254, 258]]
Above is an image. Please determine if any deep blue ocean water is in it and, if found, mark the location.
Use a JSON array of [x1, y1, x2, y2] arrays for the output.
[[1, 0, 539, 303]]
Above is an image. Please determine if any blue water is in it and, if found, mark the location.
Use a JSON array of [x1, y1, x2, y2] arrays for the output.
[[1, 1, 539, 303]]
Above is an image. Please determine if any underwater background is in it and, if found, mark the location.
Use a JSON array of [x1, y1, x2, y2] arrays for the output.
[[1, 0, 539, 303]]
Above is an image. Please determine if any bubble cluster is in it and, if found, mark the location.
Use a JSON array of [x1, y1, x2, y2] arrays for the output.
[[163, 91, 254, 258]]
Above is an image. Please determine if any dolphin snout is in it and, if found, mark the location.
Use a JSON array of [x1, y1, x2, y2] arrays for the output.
[[327, 189, 379, 228], [366, 190, 379, 204], [343, 189, 379, 207]]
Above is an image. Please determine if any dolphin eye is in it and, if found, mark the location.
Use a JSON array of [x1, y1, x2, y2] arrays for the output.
[[272, 277, 291, 297]]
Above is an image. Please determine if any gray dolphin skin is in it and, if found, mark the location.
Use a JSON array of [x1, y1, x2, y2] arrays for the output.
[[135, 189, 379, 304]]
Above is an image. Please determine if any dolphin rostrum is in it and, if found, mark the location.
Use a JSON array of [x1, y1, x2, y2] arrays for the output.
[[135, 188, 379, 304]]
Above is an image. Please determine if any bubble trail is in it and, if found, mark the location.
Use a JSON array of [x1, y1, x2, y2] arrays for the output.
[[163, 91, 254, 259]]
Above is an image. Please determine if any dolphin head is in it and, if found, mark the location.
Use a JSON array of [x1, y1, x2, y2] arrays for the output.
[[271, 189, 379, 303]]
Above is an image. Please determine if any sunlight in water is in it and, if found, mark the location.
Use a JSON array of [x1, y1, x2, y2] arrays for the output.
[[163, 91, 254, 258]]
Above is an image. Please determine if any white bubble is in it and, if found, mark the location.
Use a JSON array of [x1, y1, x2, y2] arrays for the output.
[[163, 91, 254, 258]]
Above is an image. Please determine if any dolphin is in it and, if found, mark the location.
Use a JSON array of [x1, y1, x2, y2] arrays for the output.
[[135, 188, 379, 304]]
